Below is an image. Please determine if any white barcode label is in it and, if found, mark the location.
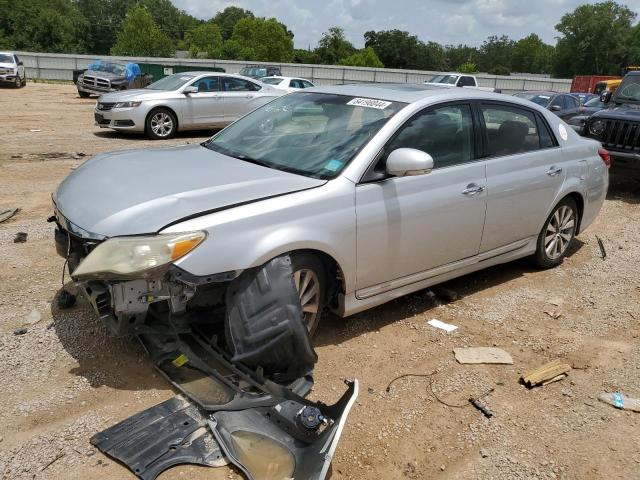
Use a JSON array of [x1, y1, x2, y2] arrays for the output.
[[346, 97, 392, 109]]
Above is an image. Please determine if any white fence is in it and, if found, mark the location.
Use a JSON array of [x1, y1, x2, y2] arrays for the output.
[[16, 51, 572, 94]]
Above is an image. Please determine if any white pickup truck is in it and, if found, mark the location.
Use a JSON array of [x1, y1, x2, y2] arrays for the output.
[[424, 73, 500, 92]]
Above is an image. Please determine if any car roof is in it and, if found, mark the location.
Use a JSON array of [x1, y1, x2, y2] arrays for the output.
[[516, 91, 558, 95], [175, 72, 254, 80], [307, 83, 506, 103]]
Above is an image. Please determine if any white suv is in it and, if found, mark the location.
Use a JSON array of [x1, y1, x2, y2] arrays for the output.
[[0, 52, 26, 88]]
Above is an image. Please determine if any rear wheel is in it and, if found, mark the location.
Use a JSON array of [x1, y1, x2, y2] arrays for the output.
[[291, 253, 326, 337], [535, 197, 578, 268], [146, 108, 177, 140]]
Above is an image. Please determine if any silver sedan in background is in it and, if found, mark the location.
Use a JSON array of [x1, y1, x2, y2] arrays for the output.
[[94, 72, 284, 139]]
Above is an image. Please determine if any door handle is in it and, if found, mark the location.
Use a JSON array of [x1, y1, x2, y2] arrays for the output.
[[246, 94, 254, 99], [547, 166, 563, 176], [462, 184, 485, 196]]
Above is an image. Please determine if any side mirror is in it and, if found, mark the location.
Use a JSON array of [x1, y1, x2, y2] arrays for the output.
[[550, 105, 562, 112], [601, 91, 612, 104], [183, 86, 198, 95], [17, 61, 23, 66], [386, 148, 434, 177]]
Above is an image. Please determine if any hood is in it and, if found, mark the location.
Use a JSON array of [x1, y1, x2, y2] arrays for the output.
[[83, 69, 124, 80], [592, 102, 640, 121], [54, 144, 326, 237], [98, 88, 170, 102], [0, 62, 16, 69]]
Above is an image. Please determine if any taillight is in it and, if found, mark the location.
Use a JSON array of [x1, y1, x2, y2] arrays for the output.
[[598, 148, 611, 168]]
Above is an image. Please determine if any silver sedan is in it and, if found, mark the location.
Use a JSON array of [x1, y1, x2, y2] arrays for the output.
[[54, 84, 608, 336], [94, 72, 284, 139]]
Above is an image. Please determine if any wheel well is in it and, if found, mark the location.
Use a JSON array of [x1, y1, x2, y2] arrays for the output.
[[146, 106, 179, 131], [564, 192, 584, 233], [289, 249, 345, 307]]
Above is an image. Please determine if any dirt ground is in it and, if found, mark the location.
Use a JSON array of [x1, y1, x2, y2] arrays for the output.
[[1, 83, 639, 480]]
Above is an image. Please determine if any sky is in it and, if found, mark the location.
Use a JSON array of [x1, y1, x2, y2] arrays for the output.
[[172, 0, 640, 49]]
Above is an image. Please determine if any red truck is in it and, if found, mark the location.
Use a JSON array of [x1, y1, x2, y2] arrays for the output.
[[570, 75, 620, 93]]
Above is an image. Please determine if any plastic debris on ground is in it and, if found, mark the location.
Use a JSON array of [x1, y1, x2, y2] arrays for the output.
[[598, 392, 640, 412], [427, 319, 458, 333], [0, 208, 19, 223]]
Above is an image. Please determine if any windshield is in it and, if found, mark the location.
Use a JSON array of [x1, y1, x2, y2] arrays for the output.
[[203, 92, 406, 179], [146, 74, 195, 91], [514, 92, 553, 107], [428, 75, 458, 85], [614, 76, 640, 103], [240, 67, 267, 78], [93, 62, 126, 76], [584, 97, 604, 108], [261, 77, 283, 85], [0, 53, 13, 63]]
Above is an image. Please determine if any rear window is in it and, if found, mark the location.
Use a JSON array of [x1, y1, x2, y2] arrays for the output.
[[261, 77, 283, 85]]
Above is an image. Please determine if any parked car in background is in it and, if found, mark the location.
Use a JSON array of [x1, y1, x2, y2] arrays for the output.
[[77, 60, 153, 98], [563, 96, 607, 133], [569, 92, 598, 105], [513, 91, 581, 120], [424, 73, 500, 92], [53, 84, 608, 341], [260, 76, 315, 92], [94, 72, 283, 139], [239, 65, 282, 79], [584, 71, 640, 173], [0, 52, 26, 88]]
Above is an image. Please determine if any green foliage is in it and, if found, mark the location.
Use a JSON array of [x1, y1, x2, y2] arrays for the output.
[[0, 28, 11, 49], [111, 5, 174, 57], [458, 62, 478, 73], [445, 44, 479, 70], [229, 17, 293, 62], [185, 22, 223, 58], [293, 48, 320, 64], [488, 65, 511, 76], [478, 35, 515, 72], [364, 30, 446, 70], [315, 27, 356, 65], [213, 6, 254, 41], [338, 47, 384, 68], [554, 1, 635, 76], [511, 34, 554, 74]]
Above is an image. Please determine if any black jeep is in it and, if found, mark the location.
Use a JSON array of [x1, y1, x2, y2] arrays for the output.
[[584, 71, 640, 173]]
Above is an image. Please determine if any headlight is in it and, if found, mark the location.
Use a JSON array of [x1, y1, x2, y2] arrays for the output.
[[72, 231, 206, 280], [114, 101, 142, 108], [589, 119, 606, 136]]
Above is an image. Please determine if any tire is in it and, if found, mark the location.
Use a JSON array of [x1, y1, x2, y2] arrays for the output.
[[145, 107, 177, 140], [19, 75, 26, 87], [290, 253, 326, 337], [14, 76, 22, 88], [535, 197, 578, 269], [78, 90, 90, 98]]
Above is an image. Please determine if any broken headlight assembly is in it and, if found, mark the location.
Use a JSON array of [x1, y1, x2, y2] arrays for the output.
[[71, 231, 206, 280]]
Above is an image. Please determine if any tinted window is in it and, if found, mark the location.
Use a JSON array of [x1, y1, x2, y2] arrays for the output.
[[550, 95, 565, 110], [386, 104, 474, 169], [260, 77, 283, 85], [460, 76, 475, 87], [224, 77, 260, 91], [302, 80, 314, 88], [191, 76, 221, 92], [566, 95, 580, 108], [481, 105, 540, 156]]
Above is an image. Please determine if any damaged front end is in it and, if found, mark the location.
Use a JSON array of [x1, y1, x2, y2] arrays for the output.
[[53, 215, 357, 479]]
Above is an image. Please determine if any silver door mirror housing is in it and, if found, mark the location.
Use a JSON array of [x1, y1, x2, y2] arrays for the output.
[[386, 148, 434, 177], [550, 105, 562, 112], [183, 86, 198, 95]]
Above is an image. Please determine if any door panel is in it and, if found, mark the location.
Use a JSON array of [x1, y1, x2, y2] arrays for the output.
[[479, 104, 565, 252], [355, 163, 487, 293], [183, 76, 224, 127], [222, 77, 261, 123]]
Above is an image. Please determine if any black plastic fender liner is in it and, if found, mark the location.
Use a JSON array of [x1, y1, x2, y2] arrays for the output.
[[90, 395, 227, 480], [210, 379, 359, 480], [225, 254, 317, 382]]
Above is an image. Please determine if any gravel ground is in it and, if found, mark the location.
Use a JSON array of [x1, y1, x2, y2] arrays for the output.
[[1, 83, 639, 480]]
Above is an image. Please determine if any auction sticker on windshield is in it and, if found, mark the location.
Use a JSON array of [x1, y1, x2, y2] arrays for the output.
[[347, 98, 392, 109]]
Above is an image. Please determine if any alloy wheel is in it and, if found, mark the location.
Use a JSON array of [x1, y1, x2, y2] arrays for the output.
[[293, 268, 320, 333], [544, 205, 575, 260], [150, 112, 174, 137], [15, 76, 22, 88]]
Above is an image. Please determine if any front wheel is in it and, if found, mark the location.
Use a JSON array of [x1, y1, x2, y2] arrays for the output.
[[291, 253, 326, 337], [78, 89, 90, 98], [535, 197, 578, 268], [15, 76, 22, 88], [145, 108, 177, 140]]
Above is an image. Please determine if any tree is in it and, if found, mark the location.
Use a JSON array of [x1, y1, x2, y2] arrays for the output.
[[554, 1, 635, 76], [458, 62, 478, 73], [185, 22, 223, 58], [315, 27, 356, 64], [338, 47, 384, 68], [418, 41, 448, 71], [111, 5, 174, 57], [478, 35, 515, 73], [511, 34, 554, 74], [364, 29, 423, 69], [445, 44, 479, 71], [229, 17, 293, 62], [213, 6, 254, 40], [293, 48, 319, 64]]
